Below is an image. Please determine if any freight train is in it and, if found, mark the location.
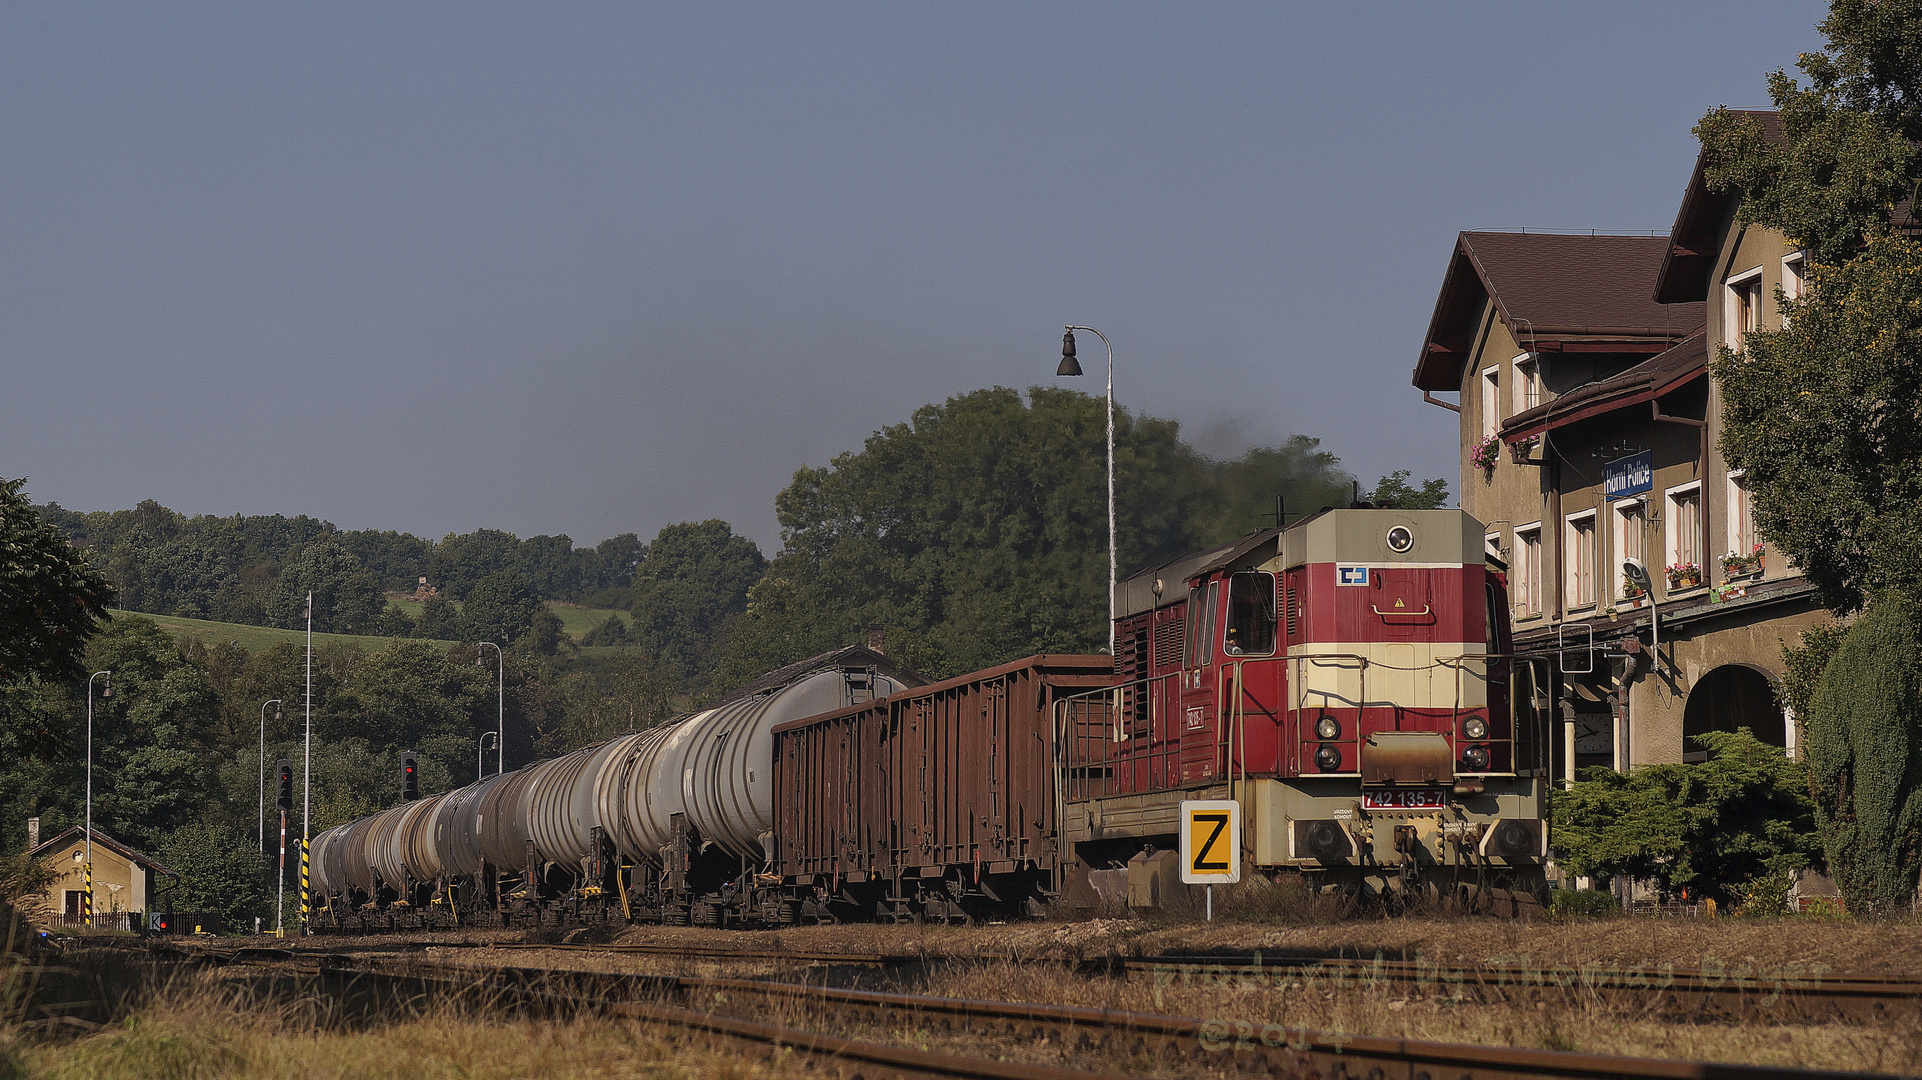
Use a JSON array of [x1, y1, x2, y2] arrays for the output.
[[307, 507, 1551, 929]]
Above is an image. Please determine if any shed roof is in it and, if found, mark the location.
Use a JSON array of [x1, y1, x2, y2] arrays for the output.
[[1414, 232, 1703, 390], [1498, 328, 1709, 441]]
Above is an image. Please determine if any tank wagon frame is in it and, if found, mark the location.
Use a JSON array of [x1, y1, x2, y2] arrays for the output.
[[306, 508, 1549, 932]]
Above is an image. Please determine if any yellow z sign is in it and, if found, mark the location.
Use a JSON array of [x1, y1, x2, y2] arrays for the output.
[[1179, 800, 1241, 884]]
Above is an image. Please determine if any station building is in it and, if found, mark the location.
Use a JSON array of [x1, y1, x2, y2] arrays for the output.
[[1411, 110, 1827, 780]]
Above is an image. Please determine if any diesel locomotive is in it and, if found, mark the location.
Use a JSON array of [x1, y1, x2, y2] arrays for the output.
[[306, 506, 1550, 929]]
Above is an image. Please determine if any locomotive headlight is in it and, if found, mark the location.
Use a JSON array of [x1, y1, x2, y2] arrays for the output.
[[1315, 714, 1341, 740], [1461, 744, 1491, 772], [1385, 525, 1415, 553], [1315, 743, 1342, 772], [1462, 716, 1488, 740]]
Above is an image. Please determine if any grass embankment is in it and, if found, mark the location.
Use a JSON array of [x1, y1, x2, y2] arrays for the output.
[[110, 602, 633, 654], [106, 611, 451, 653]]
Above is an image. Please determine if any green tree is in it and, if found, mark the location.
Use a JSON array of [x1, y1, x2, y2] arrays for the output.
[[1, 476, 116, 686], [1366, 470, 1451, 510], [629, 521, 767, 688], [457, 571, 538, 645], [1552, 729, 1822, 905], [580, 612, 630, 647], [524, 608, 566, 657], [1807, 597, 1922, 912], [415, 595, 459, 640], [374, 603, 417, 638], [160, 822, 270, 933], [1698, 4, 1922, 614], [265, 540, 384, 634]]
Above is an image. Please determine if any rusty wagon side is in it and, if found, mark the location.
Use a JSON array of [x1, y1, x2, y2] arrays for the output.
[[770, 654, 1112, 922]]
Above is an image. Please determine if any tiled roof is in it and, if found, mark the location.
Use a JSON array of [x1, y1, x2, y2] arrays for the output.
[[1415, 232, 1703, 389], [29, 826, 170, 873]]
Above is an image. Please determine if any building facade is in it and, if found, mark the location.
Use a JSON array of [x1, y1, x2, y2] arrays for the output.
[[1412, 120, 1825, 781], [27, 825, 167, 929]]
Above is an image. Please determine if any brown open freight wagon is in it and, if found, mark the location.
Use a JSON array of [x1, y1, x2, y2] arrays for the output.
[[769, 653, 1112, 922]]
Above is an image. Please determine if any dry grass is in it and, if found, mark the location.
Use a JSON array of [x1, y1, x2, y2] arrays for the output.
[[9, 964, 794, 1080]]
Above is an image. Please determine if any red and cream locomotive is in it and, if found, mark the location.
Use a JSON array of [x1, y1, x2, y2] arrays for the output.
[[1055, 506, 1551, 912]]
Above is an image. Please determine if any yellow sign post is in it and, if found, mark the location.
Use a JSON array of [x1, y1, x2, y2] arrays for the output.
[[1179, 799, 1241, 921]]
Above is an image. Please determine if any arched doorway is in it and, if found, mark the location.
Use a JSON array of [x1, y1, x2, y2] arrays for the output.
[[1681, 664, 1784, 761]]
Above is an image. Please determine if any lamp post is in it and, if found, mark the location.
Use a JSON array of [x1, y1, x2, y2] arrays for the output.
[[1057, 325, 1116, 657], [477, 641, 504, 777], [258, 699, 281, 854], [478, 731, 498, 783], [85, 669, 110, 928]]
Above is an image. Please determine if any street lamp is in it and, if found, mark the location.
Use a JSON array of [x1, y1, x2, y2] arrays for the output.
[[258, 699, 281, 854], [478, 731, 498, 783], [85, 669, 110, 928], [1057, 326, 1116, 657], [477, 642, 503, 777]]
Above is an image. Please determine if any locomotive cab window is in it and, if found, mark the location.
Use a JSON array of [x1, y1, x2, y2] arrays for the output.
[[1224, 571, 1276, 656], [1183, 581, 1220, 667]]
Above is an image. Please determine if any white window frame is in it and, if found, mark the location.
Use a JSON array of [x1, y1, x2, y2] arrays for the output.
[[1665, 481, 1703, 583], [1512, 352, 1541, 415], [1514, 522, 1543, 617], [1724, 265, 1765, 352], [1485, 532, 1503, 560], [1563, 510, 1598, 611], [1781, 250, 1808, 301], [1480, 365, 1500, 439], [1611, 498, 1647, 599], [1726, 469, 1755, 560]]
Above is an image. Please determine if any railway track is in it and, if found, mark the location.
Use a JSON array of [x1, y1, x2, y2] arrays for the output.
[[473, 938, 1922, 1022], [151, 944, 1906, 1080]]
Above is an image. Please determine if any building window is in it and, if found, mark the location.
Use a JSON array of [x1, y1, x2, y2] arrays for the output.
[[1564, 511, 1597, 610], [1515, 524, 1542, 616], [1726, 266, 1764, 351], [1513, 353, 1541, 415], [1666, 482, 1703, 587], [1485, 532, 1502, 561], [1727, 470, 1756, 561], [1613, 499, 1647, 598], [1480, 366, 1500, 439], [1782, 250, 1808, 301]]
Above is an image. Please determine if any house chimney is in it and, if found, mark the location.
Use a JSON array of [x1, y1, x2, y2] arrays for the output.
[[866, 624, 885, 655], [27, 817, 39, 850]]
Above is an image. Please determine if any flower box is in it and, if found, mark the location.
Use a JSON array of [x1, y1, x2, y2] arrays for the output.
[[1509, 435, 1540, 464], [1721, 544, 1765, 578], [1471, 435, 1501, 475], [1666, 562, 1702, 590]]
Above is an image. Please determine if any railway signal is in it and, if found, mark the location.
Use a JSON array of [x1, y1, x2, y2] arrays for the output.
[[402, 753, 419, 801], [276, 761, 293, 810], [1179, 799, 1241, 921]]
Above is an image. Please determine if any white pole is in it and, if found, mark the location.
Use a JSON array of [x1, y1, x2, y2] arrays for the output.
[[85, 670, 108, 927], [1063, 325, 1117, 658], [479, 641, 504, 777]]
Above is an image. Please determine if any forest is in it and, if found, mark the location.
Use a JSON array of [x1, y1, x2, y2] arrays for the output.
[[4, 386, 1445, 929]]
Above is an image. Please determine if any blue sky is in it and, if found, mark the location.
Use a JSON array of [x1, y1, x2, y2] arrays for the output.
[[0, 3, 1826, 550]]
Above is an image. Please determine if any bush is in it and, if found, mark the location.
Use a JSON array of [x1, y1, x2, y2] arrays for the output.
[[159, 823, 269, 935], [1547, 889, 1618, 919], [1807, 594, 1922, 915], [1551, 728, 1821, 905], [1734, 871, 1795, 917]]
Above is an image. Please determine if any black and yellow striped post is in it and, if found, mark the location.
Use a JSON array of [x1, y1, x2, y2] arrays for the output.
[[299, 839, 310, 933], [82, 861, 93, 927]]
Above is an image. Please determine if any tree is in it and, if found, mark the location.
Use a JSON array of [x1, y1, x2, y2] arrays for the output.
[[629, 521, 767, 688], [524, 608, 566, 657], [415, 595, 459, 640], [265, 540, 383, 634], [1698, 4, 1922, 614], [1807, 596, 1922, 912], [1366, 470, 1451, 510], [1697, 0, 1922, 912], [1552, 729, 1822, 905], [0, 477, 115, 686], [580, 612, 630, 647], [160, 822, 269, 933], [457, 571, 538, 645]]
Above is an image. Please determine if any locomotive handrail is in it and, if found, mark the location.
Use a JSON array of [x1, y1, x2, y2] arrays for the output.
[[1370, 603, 1433, 617]]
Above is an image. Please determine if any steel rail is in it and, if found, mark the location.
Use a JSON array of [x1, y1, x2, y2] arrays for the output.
[[158, 946, 1897, 1080], [476, 940, 1922, 1022]]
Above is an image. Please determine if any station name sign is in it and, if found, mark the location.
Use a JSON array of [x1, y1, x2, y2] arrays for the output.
[[1603, 450, 1653, 501]]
